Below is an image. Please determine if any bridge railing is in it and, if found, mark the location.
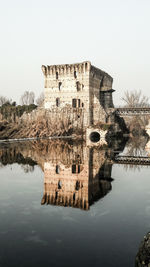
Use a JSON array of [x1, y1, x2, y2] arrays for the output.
[[115, 107, 150, 116]]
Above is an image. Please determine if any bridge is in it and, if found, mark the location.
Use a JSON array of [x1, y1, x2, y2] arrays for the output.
[[115, 107, 150, 116], [114, 155, 150, 166]]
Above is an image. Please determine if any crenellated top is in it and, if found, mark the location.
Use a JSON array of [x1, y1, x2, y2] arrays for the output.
[[41, 61, 91, 76]]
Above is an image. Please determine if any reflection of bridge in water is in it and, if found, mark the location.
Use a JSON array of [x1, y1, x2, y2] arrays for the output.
[[0, 139, 150, 211]]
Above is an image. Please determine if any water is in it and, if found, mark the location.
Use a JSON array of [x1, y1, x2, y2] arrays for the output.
[[0, 138, 150, 267]]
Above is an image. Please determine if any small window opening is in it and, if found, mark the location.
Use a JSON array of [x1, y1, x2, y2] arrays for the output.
[[82, 103, 84, 108], [59, 82, 62, 91], [58, 180, 62, 189], [72, 165, 76, 173], [72, 165, 80, 174], [76, 81, 81, 91], [85, 63, 88, 71], [56, 72, 58, 80], [56, 165, 60, 174], [74, 71, 77, 79], [56, 98, 60, 107], [75, 181, 80, 191], [72, 99, 77, 108], [55, 191, 58, 200], [73, 193, 76, 201], [106, 116, 109, 123], [78, 165, 80, 173], [78, 99, 80, 108]]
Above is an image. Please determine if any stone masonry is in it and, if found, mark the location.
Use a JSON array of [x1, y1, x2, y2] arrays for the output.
[[42, 61, 115, 130]]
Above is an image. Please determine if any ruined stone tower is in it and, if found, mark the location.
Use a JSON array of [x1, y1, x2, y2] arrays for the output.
[[42, 61, 114, 127]]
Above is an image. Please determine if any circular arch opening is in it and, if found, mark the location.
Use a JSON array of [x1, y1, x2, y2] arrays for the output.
[[90, 132, 100, 143]]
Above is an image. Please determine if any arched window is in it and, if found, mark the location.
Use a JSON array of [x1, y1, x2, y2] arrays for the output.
[[56, 72, 58, 80]]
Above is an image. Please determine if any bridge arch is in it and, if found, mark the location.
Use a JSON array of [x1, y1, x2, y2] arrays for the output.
[[86, 128, 107, 146], [90, 131, 100, 143]]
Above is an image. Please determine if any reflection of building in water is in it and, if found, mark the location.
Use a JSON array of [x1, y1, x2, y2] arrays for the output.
[[41, 143, 113, 210]]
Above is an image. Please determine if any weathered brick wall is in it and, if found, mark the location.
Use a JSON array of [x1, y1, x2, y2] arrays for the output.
[[42, 61, 115, 129], [42, 62, 90, 127]]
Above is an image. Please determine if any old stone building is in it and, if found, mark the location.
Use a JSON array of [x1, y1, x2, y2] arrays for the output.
[[41, 61, 115, 131]]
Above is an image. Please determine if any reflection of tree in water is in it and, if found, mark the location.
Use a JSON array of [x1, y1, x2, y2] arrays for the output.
[[124, 136, 149, 157], [0, 143, 37, 173], [0, 138, 131, 210], [120, 136, 149, 171], [123, 163, 148, 172], [20, 164, 34, 173]]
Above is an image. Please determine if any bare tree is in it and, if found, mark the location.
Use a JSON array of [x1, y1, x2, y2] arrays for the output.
[[0, 96, 12, 106], [28, 91, 35, 105], [121, 90, 150, 135], [20, 91, 35, 105], [36, 92, 44, 106], [121, 90, 149, 108]]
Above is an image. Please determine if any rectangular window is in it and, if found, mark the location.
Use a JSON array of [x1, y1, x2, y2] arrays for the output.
[[72, 99, 77, 108], [59, 82, 62, 91], [56, 165, 60, 174], [78, 99, 81, 108], [72, 165, 76, 173], [56, 98, 60, 107], [78, 165, 80, 173], [72, 165, 80, 174]]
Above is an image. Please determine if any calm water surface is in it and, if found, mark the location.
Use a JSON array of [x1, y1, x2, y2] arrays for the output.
[[0, 139, 150, 267]]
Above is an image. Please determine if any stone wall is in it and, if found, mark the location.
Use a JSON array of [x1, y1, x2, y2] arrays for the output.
[[89, 64, 114, 125], [42, 61, 114, 129], [42, 62, 90, 128]]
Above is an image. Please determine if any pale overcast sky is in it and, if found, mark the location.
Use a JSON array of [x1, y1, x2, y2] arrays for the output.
[[0, 0, 150, 105]]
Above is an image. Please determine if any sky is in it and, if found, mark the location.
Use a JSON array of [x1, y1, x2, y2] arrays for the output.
[[0, 0, 150, 106]]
